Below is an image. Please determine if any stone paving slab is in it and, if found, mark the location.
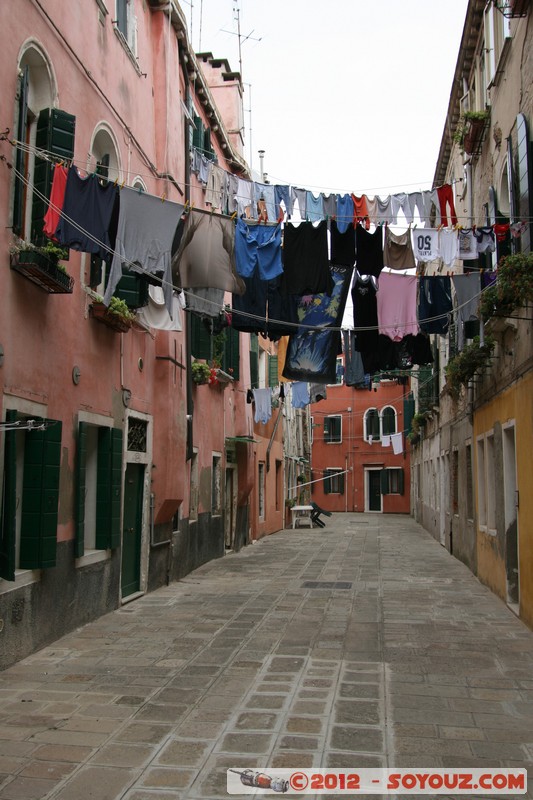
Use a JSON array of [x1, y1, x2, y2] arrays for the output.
[[0, 513, 532, 799]]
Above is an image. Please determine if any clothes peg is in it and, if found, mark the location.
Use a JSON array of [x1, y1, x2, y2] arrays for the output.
[[161, 192, 166, 202], [120, 180, 125, 190]]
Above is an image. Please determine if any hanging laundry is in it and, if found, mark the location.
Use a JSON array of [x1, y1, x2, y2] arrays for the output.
[[418, 276, 452, 335], [103, 187, 182, 313], [264, 275, 300, 339], [282, 266, 352, 383], [330, 219, 356, 266], [355, 224, 383, 277], [407, 192, 431, 226], [391, 192, 413, 225], [494, 222, 511, 242], [281, 220, 332, 295], [291, 381, 310, 408], [412, 228, 441, 262], [185, 287, 225, 318], [474, 226, 496, 253], [382, 435, 391, 447], [43, 164, 68, 241], [306, 191, 324, 222], [390, 432, 404, 455], [377, 272, 419, 341], [275, 185, 292, 217], [343, 329, 366, 387], [335, 194, 354, 234], [205, 164, 229, 211], [254, 182, 277, 221], [352, 273, 379, 375], [383, 227, 416, 270], [253, 388, 272, 424], [172, 208, 245, 297], [55, 165, 118, 260], [277, 336, 290, 382], [232, 177, 253, 217], [322, 193, 337, 218], [458, 228, 478, 260], [309, 383, 327, 403], [439, 227, 459, 267], [235, 219, 283, 280], [403, 332, 434, 365], [373, 195, 393, 225], [452, 273, 481, 351], [137, 286, 184, 330], [291, 187, 307, 219], [436, 183, 457, 226], [351, 194, 369, 227]]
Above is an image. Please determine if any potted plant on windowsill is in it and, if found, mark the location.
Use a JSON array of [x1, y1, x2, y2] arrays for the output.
[[444, 335, 495, 401], [480, 252, 533, 329], [191, 360, 212, 385], [453, 110, 490, 155], [9, 239, 74, 293], [90, 294, 135, 332]]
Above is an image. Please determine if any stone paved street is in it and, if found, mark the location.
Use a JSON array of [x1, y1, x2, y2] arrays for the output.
[[0, 513, 532, 799]]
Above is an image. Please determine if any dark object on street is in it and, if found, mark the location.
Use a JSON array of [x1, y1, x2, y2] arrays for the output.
[[311, 501, 332, 528], [229, 769, 289, 793]]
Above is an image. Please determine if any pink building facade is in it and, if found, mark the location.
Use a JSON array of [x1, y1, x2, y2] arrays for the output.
[[0, 0, 255, 669]]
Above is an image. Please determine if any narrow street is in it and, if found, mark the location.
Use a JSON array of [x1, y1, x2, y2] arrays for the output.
[[1, 514, 532, 800]]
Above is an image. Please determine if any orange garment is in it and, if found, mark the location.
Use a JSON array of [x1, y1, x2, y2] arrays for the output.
[[277, 336, 290, 382], [351, 193, 370, 229]]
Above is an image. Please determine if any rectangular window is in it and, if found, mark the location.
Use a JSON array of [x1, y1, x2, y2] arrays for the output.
[[324, 415, 342, 444], [477, 437, 487, 528], [486, 433, 496, 531], [189, 451, 199, 521], [258, 349, 267, 389], [275, 460, 282, 511], [380, 468, 404, 495], [258, 462, 265, 519], [1, 412, 63, 582], [212, 454, 222, 515], [452, 449, 459, 515], [466, 443, 473, 521], [324, 468, 345, 495]]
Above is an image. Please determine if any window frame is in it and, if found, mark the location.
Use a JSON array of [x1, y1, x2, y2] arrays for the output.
[[324, 467, 345, 495], [364, 408, 380, 442], [324, 414, 342, 444]]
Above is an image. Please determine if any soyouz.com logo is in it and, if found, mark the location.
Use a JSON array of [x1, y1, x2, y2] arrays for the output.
[[227, 768, 527, 794]]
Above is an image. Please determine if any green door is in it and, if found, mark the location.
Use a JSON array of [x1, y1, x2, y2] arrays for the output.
[[121, 463, 144, 598], [368, 470, 382, 512]]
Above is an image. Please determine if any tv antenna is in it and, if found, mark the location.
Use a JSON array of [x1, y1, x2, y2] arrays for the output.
[[221, 2, 262, 83]]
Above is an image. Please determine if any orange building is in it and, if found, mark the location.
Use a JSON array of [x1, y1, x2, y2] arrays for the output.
[[310, 376, 412, 514]]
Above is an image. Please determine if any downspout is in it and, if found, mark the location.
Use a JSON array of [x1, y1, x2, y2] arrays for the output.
[[266, 404, 283, 471], [180, 43, 194, 462]]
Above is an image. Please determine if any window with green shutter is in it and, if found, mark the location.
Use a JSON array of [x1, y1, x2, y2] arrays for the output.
[[95, 427, 123, 551], [268, 355, 278, 387], [324, 415, 342, 443], [192, 115, 204, 150], [31, 108, 76, 245], [222, 327, 240, 381], [13, 67, 29, 236], [0, 410, 18, 581], [324, 468, 344, 495], [380, 468, 404, 496], [403, 393, 415, 434], [190, 314, 213, 360], [250, 334, 259, 388]]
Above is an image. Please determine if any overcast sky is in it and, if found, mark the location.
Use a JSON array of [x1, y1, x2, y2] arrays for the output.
[[182, 0, 469, 196]]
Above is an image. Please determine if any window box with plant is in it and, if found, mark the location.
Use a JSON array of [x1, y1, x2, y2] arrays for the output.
[[445, 335, 495, 401], [479, 252, 533, 326], [9, 239, 74, 294], [453, 110, 490, 155], [90, 294, 135, 333]]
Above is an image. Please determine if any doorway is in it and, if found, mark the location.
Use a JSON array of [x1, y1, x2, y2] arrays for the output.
[[365, 468, 382, 512], [121, 463, 145, 598], [503, 425, 519, 608]]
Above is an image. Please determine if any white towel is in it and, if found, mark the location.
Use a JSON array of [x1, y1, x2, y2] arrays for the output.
[[391, 432, 404, 455]]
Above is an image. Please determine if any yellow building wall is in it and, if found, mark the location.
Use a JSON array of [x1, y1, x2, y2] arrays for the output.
[[473, 372, 533, 629]]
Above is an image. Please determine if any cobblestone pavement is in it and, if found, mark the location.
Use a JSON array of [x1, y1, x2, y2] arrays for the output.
[[1, 513, 532, 800]]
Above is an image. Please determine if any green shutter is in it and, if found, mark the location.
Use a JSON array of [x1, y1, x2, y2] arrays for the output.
[[113, 270, 149, 309], [223, 327, 240, 381], [250, 334, 259, 387], [418, 366, 434, 414], [380, 469, 390, 495], [0, 410, 18, 581], [192, 116, 204, 149], [398, 468, 405, 496], [74, 422, 88, 558], [190, 314, 212, 360], [324, 418, 330, 442], [96, 427, 123, 550], [403, 393, 415, 434], [19, 419, 62, 569], [13, 67, 29, 236], [31, 108, 76, 245], [268, 355, 278, 387], [516, 114, 532, 254], [324, 470, 331, 494]]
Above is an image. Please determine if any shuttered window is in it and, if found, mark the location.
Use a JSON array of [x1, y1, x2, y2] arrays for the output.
[[223, 327, 240, 381], [324, 415, 342, 443], [0, 411, 18, 580], [31, 108, 76, 245], [250, 334, 259, 388], [95, 427, 123, 550], [268, 355, 279, 388], [324, 468, 344, 495], [380, 468, 404, 495]]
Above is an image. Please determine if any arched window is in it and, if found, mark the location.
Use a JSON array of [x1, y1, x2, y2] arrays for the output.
[[88, 126, 121, 292], [364, 408, 380, 442], [381, 406, 397, 436]]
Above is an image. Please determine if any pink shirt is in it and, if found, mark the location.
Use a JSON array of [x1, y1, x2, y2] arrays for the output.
[[377, 272, 419, 341]]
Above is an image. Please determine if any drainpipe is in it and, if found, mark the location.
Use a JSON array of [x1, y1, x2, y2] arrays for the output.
[[180, 44, 194, 461]]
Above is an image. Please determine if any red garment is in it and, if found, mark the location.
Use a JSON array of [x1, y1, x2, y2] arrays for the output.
[[494, 223, 510, 242], [43, 164, 69, 240], [351, 193, 370, 229], [436, 183, 457, 227]]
